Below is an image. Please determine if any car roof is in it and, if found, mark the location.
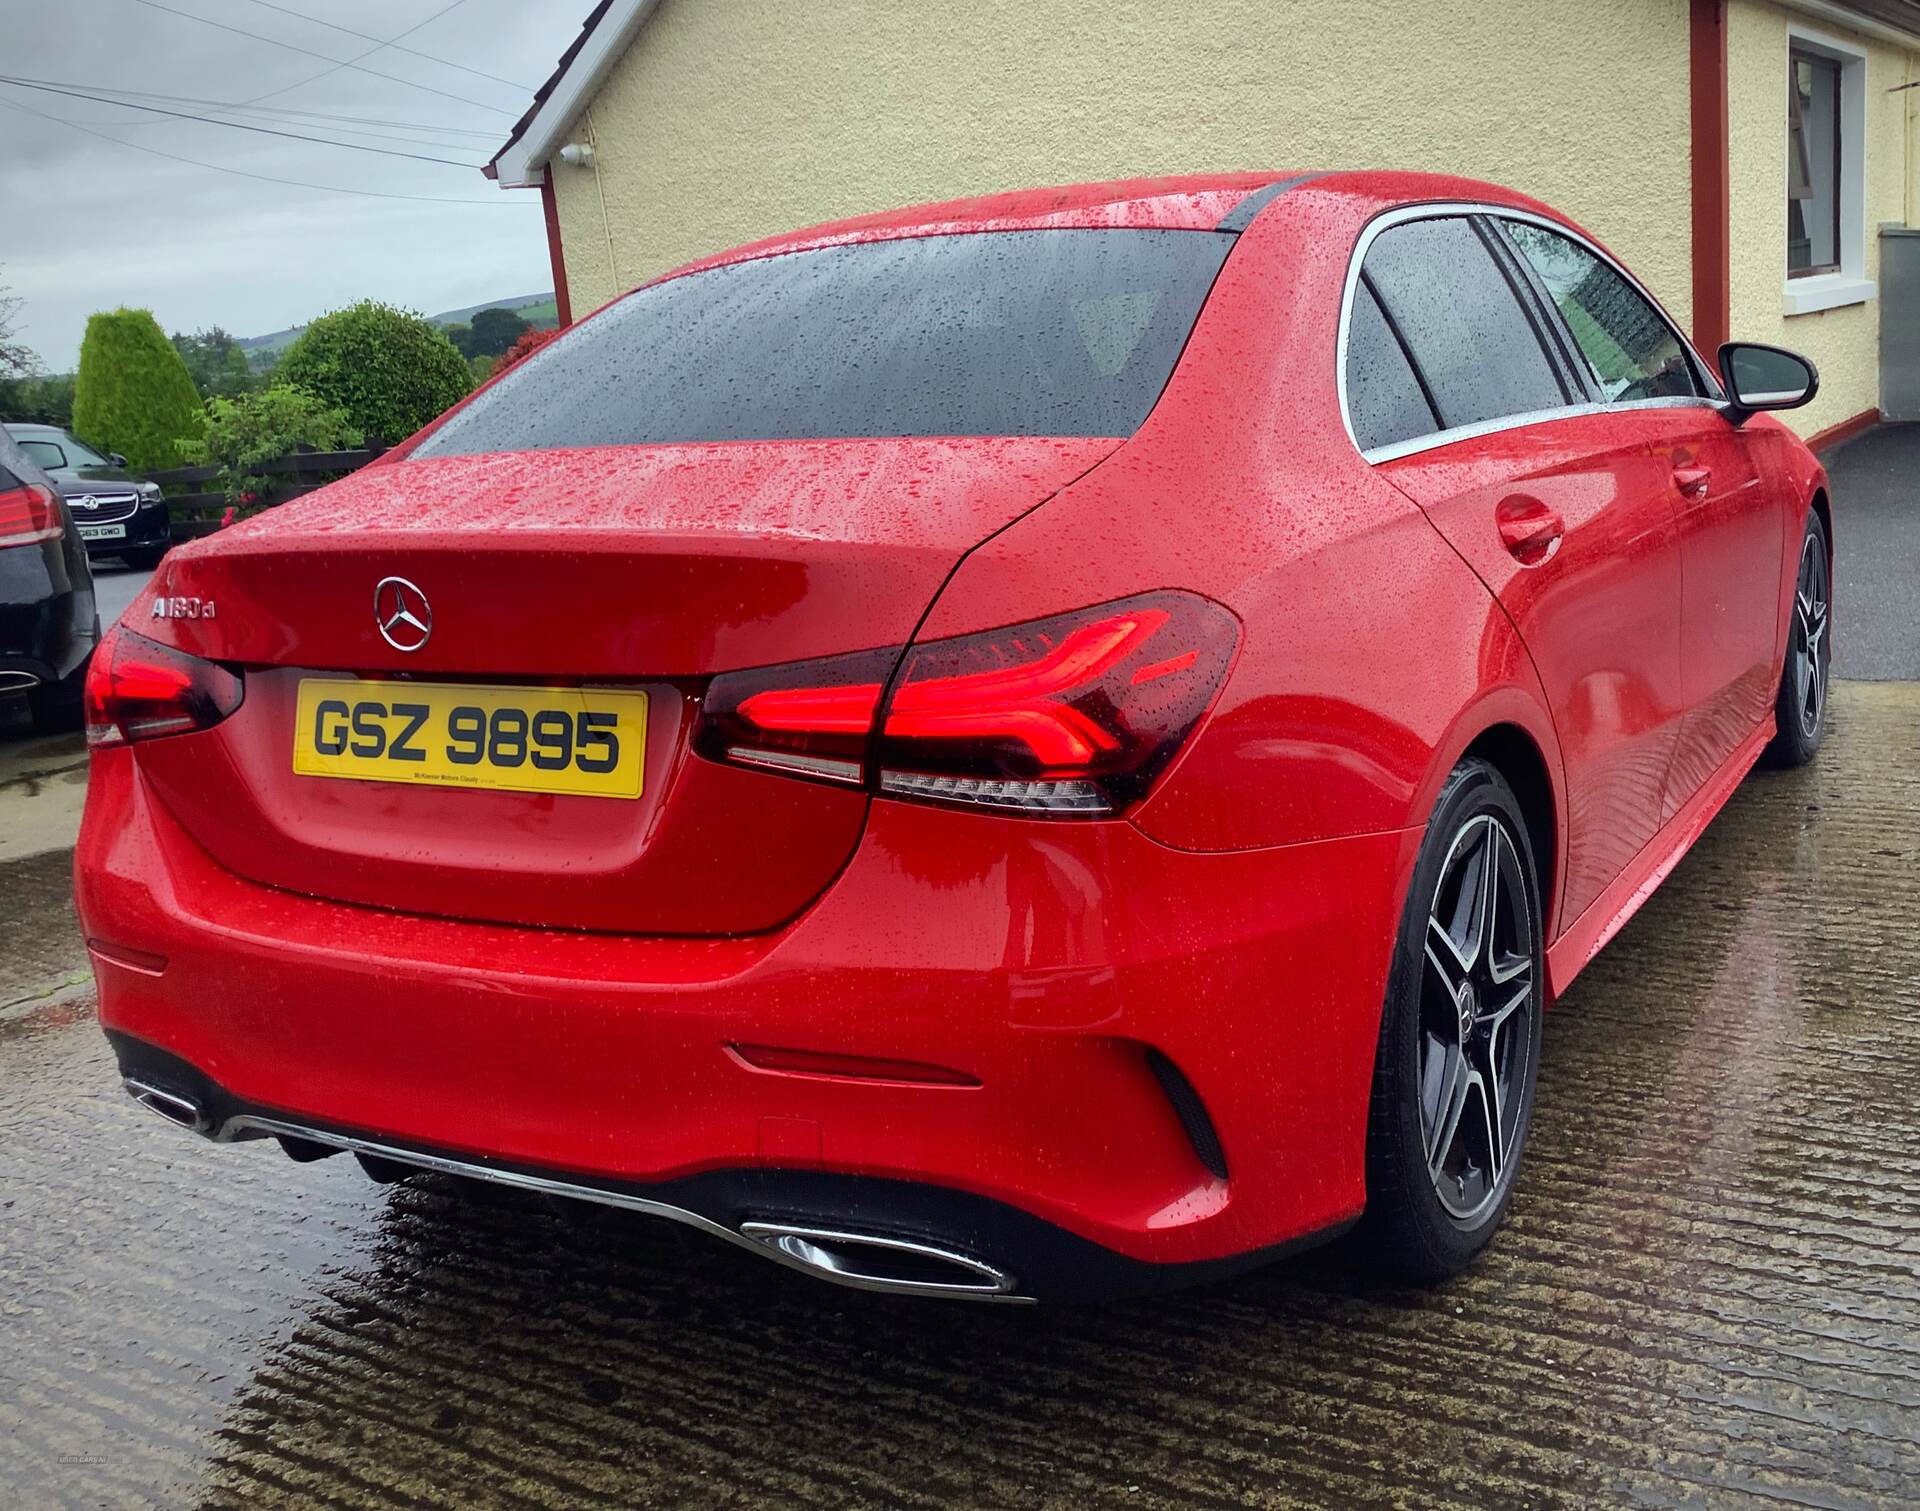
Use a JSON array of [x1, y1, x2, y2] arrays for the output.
[[3, 422, 64, 438], [646, 170, 1571, 289]]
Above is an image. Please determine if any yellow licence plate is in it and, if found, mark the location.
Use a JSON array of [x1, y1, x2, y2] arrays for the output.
[[293, 679, 647, 800]]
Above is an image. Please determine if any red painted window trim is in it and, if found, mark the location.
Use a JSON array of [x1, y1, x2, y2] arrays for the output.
[[1690, 0, 1731, 376], [541, 176, 573, 326]]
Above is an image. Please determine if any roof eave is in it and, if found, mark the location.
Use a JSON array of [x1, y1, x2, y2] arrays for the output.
[[490, 0, 662, 189]]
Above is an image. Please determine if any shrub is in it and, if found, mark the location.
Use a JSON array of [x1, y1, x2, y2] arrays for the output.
[[180, 385, 363, 508], [496, 325, 562, 372], [274, 300, 471, 444], [71, 308, 207, 472]]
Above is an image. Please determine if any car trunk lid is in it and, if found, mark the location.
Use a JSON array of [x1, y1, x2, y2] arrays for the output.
[[128, 437, 1116, 934]]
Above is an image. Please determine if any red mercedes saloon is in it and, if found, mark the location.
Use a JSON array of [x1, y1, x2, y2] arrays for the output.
[[77, 173, 1832, 1301]]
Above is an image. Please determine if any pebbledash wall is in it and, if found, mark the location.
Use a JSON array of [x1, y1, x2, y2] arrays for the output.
[[1726, 0, 1918, 439], [545, 0, 1696, 342], [531, 0, 1918, 442]]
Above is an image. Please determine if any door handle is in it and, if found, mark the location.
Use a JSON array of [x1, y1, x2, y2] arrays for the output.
[[1495, 495, 1564, 566], [1672, 464, 1712, 499]]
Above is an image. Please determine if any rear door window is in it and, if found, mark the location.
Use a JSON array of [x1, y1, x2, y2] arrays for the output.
[[1350, 216, 1570, 444], [1502, 221, 1702, 402]]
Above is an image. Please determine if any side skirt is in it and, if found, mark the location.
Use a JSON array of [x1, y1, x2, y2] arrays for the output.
[[1545, 715, 1773, 998]]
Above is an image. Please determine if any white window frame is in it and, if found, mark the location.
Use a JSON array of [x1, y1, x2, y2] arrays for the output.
[[1784, 25, 1874, 315]]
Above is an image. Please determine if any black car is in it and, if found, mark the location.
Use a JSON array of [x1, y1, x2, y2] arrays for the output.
[[1, 426, 99, 732], [4, 423, 171, 569]]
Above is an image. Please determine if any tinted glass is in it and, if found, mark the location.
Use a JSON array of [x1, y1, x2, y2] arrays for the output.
[[59, 432, 109, 466], [1359, 217, 1567, 432], [16, 439, 66, 468], [417, 230, 1234, 455], [1504, 222, 1699, 402], [1345, 279, 1439, 451]]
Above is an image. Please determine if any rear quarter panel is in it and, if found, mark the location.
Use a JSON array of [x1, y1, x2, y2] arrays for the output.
[[918, 181, 1567, 893]]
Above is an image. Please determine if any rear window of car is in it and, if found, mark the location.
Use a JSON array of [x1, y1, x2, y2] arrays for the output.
[[15, 439, 66, 469], [415, 229, 1235, 455]]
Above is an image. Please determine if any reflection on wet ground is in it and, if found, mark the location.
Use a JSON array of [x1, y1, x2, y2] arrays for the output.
[[4, 682, 1918, 1509]]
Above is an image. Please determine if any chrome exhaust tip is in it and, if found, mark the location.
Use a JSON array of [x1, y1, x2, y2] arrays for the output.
[[123, 1077, 212, 1135], [0, 669, 44, 694], [738, 1222, 1017, 1298]]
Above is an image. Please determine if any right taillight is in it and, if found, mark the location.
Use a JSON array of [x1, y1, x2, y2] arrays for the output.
[[84, 626, 244, 749], [0, 477, 61, 547], [697, 591, 1238, 817]]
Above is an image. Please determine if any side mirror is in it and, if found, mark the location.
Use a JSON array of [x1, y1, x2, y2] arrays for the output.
[[109, 452, 128, 467], [1718, 342, 1819, 420]]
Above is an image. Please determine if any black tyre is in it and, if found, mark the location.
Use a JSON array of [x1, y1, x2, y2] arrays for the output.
[[1352, 758, 1545, 1280], [1763, 509, 1830, 768]]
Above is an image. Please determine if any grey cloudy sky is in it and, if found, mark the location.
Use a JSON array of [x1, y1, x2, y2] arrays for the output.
[[2, 0, 591, 370]]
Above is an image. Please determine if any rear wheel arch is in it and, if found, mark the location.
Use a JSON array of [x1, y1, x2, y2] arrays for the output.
[[1458, 724, 1558, 945]]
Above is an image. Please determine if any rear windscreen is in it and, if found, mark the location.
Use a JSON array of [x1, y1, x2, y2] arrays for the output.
[[414, 229, 1235, 455]]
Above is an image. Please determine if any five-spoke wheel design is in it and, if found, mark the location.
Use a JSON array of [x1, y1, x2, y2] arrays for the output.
[[1419, 814, 1536, 1224], [1790, 530, 1830, 740]]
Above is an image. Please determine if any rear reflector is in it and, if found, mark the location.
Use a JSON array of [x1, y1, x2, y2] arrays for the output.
[[696, 591, 1238, 817], [728, 1043, 981, 1087], [0, 477, 61, 548], [84, 625, 244, 748]]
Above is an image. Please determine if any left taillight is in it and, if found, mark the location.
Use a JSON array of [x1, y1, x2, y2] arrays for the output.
[[84, 626, 244, 749], [696, 590, 1239, 817], [0, 475, 61, 547]]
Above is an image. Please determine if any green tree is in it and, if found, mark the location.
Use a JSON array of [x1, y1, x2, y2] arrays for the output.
[[71, 307, 206, 472], [468, 353, 495, 384], [274, 300, 471, 443], [172, 326, 258, 400], [179, 384, 363, 507], [468, 306, 530, 358], [0, 371, 77, 426]]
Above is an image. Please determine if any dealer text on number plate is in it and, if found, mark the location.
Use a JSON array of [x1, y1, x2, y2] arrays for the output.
[[293, 680, 647, 799]]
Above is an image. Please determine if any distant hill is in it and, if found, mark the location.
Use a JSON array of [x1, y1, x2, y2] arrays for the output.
[[237, 292, 558, 361]]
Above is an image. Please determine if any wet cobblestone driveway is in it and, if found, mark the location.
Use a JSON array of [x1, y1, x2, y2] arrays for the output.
[[4, 681, 1918, 1509]]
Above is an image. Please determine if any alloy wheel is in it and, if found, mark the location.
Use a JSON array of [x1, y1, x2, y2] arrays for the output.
[[1792, 533, 1830, 739], [1418, 814, 1537, 1224]]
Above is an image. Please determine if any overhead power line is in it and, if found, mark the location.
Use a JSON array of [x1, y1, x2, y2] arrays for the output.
[[233, 0, 472, 116], [0, 93, 525, 206], [126, 0, 517, 117], [0, 77, 480, 166], [0, 74, 500, 137], [237, 0, 535, 91]]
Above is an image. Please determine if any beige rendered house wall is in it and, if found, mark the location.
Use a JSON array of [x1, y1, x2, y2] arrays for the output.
[[1727, 1, 1918, 437], [547, 0, 1694, 329]]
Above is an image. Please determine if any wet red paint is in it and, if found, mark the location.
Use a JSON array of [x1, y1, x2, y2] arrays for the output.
[[77, 172, 1827, 1277]]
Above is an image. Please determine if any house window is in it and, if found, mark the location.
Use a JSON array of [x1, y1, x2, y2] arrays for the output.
[[1788, 48, 1842, 277], [1782, 30, 1873, 315]]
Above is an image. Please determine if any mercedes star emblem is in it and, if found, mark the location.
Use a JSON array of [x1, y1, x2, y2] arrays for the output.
[[374, 576, 432, 652]]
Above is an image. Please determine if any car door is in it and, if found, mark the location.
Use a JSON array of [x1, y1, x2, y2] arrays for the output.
[[1346, 211, 1689, 929], [1498, 218, 1776, 821]]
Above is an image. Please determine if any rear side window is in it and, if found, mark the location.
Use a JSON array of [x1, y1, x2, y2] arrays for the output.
[[1349, 216, 1568, 445], [1503, 221, 1701, 402], [1345, 279, 1441, 452], [416, 229, 1234, 455]]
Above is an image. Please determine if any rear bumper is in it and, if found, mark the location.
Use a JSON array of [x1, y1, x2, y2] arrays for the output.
[[0, 535, 96, 690], [77, 744, 1419, 1298]]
